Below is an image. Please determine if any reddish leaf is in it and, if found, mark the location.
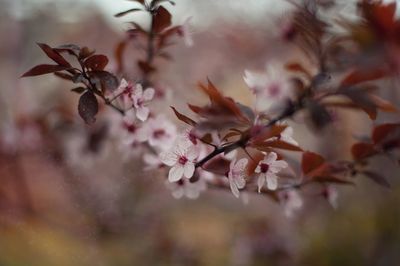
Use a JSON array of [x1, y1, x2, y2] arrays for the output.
[[54, 44, 81, 56], [71, 87, 86, 94], [21, 64, 71, 77], [341, 67, 388, 86], [259, 140, 303, 152], [251, 125, 287, 145], [79, 47, 96, 60], [152, 6, 172, 33], [361, 170, 390, 188], [37, 43, 71, 67], [285, 62, 312, 79], [372, 123, 399, 144], [302, 151, 325, 175], [84, 55, 109, 71], [351, 142, 377, 160], [171, 106, 197, 127], [78, 91, 98, 124], [370, 94, 398, 113], [138, 60, 156, 74], [188, 104, 203, 114]]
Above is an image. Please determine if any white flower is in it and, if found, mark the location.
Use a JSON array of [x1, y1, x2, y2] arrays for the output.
[[120, 109, 141, 145], [138, 115, 177, 151], [132, 84, 155, 121], [160, 141, 198, 182], [281, 190, 303, 217], [227, 158, 248, 198], [243, 63, 292, 112], [178, 17, 194, 47], [112, 79, 134, 109], [165, 177, 206, 199], [255, 152, 288, 192]]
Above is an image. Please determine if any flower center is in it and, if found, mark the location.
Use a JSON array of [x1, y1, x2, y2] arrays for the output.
[[178, 156, 188, 165], [260, 163, 269, 173], [123, 122, 136, 133], [268, 83, 280, 97], [153, 129, 165, 139], [189, 132, 197, 145]]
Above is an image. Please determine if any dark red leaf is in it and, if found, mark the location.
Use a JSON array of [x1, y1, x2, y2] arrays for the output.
[[21, 64, 71, 77], [78, 91, 98, 124], [79, 47, 96, 60], [138, 60, 156, 74], [152, 6, 172, 33], [54, 72, 74, 81], [259, 140, 303, 152], [84, 54, 109, 71], [302, 151, 325, 175], [71, 87, 86, 94], [37, 43, 71, 67], [351, 142, 377, 160]]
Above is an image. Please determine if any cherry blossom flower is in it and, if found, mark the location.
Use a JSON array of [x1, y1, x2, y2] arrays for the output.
[[255, 152, 288, 192], [132, 84, 155, 121], [138, 115, 177, 151], [165, 177, 206, 199], [160, 141, 198, 182], [281, 190, 303, 217], [119, 109, 141, 145], [112, 79, 134, 109], [243, 63, 292, 112], [227, 158, 248, 198], [178, 17, 194, 47]]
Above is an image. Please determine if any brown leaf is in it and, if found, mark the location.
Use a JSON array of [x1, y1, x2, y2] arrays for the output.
[[37, 43, 71, 67], [302, 151, 325, 175], [84, 54, 109, 71], [78, 91, 99, 124], [259, 140, 303, 152], [138, 60, 156, 74], [251, 125, 287, 145], [351, 142, 377, 160], [341, 67, 388, 86], [152, 6, 172, 33], [171, 106, 197, 127], [21, 64, 71, 77]]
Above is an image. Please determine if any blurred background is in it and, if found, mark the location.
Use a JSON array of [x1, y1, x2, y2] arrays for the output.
[[0, 0, 400, 265]]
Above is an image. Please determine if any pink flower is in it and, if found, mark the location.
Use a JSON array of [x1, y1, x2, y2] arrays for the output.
[[255, 152, 288, 192], [244, 63, 292, 112], [227, 158, 248, 198], [138, 115, 177, 151], [160, 141, 198, 182], [113, 79, 134, 109], [132, 84, 155, 121], [280, 190, 303, 217], [120, 109, 141, 145]]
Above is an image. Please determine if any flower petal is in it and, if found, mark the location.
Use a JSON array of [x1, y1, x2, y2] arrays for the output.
[[257, 174, 265, 193], [229, 176, 240, 198], [168, 165, 184, 182], [136, 106, 150, 121], [159, 151, 177, 166], [183, 163, 195, 179], [143, 88, 155, 101], [266, 173, 278, 190]]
